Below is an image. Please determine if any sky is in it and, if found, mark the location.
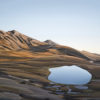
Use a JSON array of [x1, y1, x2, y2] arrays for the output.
[[0, 0, 100, 53]]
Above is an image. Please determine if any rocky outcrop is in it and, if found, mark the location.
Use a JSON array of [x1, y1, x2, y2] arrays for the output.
[[0, 77, 63, 100]]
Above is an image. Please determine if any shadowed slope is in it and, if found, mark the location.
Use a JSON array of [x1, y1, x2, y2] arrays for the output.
[[82, 51, 100, 62], [44, 40, 90, 60]]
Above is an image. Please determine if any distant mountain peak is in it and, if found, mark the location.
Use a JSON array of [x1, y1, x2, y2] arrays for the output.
[[9, 30, 18, 34], [44, 40, 58, 46], [8, 30, 22, 36]]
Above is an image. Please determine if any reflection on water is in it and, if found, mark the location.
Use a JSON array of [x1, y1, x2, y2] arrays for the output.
[[48, 65, 92, 85]]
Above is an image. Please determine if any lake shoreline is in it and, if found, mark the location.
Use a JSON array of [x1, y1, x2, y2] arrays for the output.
[[0, 55, 100, 100]]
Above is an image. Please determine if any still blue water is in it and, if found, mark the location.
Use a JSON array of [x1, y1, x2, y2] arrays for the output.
[[48, 65, 92, 85]]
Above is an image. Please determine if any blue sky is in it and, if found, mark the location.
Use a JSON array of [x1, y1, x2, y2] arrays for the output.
[[0, 0, 100, 53]]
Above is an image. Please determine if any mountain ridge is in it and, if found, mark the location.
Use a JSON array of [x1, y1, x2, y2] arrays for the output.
[[0, 30, 90, 60]]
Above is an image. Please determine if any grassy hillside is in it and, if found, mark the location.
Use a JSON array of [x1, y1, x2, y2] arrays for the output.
[[0, 30, 90, 60]]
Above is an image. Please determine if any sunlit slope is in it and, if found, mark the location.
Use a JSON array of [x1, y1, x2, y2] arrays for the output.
[[0, 30, 46, 50]]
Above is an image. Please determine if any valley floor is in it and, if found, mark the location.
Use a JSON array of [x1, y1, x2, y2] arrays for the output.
[[0, 52, 100, 100]]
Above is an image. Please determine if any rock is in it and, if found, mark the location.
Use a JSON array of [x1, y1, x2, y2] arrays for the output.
[[0, 77, 63, 100], [0, 92, 22, 100], [20, 93, 63, 100]]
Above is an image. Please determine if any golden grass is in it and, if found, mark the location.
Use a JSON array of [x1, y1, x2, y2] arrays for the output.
[[0, 85, 21, 93], [0, 49, 99, 84], [6, 71, 49, 82]]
